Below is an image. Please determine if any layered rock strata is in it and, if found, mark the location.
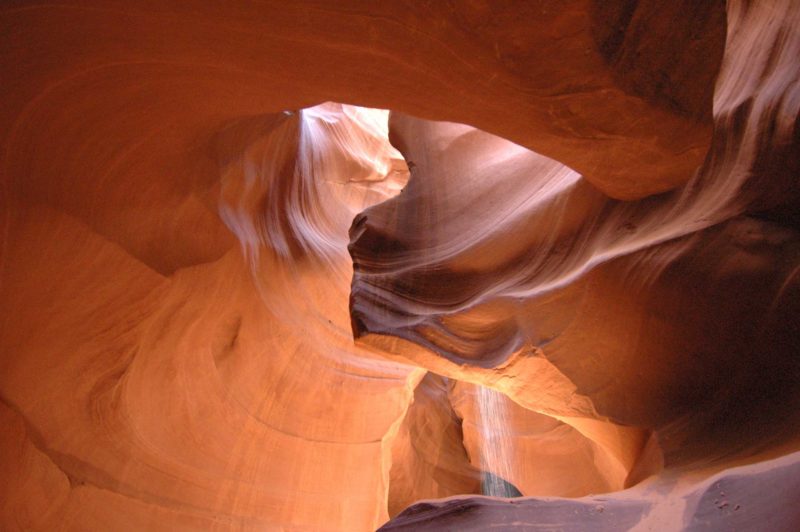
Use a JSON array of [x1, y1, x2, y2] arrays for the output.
[[1, 0, 798, 531]]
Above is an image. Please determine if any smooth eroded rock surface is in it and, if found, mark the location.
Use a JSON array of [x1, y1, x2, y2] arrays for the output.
[[1, 0, 798, 531]]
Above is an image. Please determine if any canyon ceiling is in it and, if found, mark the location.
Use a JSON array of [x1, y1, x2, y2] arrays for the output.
[[1, 1, 799, 531]]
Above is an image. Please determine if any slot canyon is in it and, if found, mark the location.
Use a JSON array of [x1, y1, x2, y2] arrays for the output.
[[1, 1, 800, 530]]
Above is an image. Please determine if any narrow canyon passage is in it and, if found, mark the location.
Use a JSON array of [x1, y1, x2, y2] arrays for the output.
[[2, 1, 799, 531]]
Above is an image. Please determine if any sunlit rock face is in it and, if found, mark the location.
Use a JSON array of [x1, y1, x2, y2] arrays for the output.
[[0, 105, 417, 530], [1, 1, 799, 531]]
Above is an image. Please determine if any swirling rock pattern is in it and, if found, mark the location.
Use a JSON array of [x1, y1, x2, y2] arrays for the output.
[[1, 0, 799, 531]]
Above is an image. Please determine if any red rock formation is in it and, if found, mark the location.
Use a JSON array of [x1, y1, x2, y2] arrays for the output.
[[1, 0, 798, 531]]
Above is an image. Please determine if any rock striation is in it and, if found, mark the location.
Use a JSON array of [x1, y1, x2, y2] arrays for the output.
[[1, 1, 799, 531]]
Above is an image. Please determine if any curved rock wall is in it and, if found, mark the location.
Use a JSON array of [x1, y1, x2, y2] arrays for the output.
[[1, 0, 798, 531]]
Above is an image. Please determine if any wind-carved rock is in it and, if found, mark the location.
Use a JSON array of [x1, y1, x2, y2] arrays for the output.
[[1, 0, 798, 530], [360, 0, 800, 529]]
